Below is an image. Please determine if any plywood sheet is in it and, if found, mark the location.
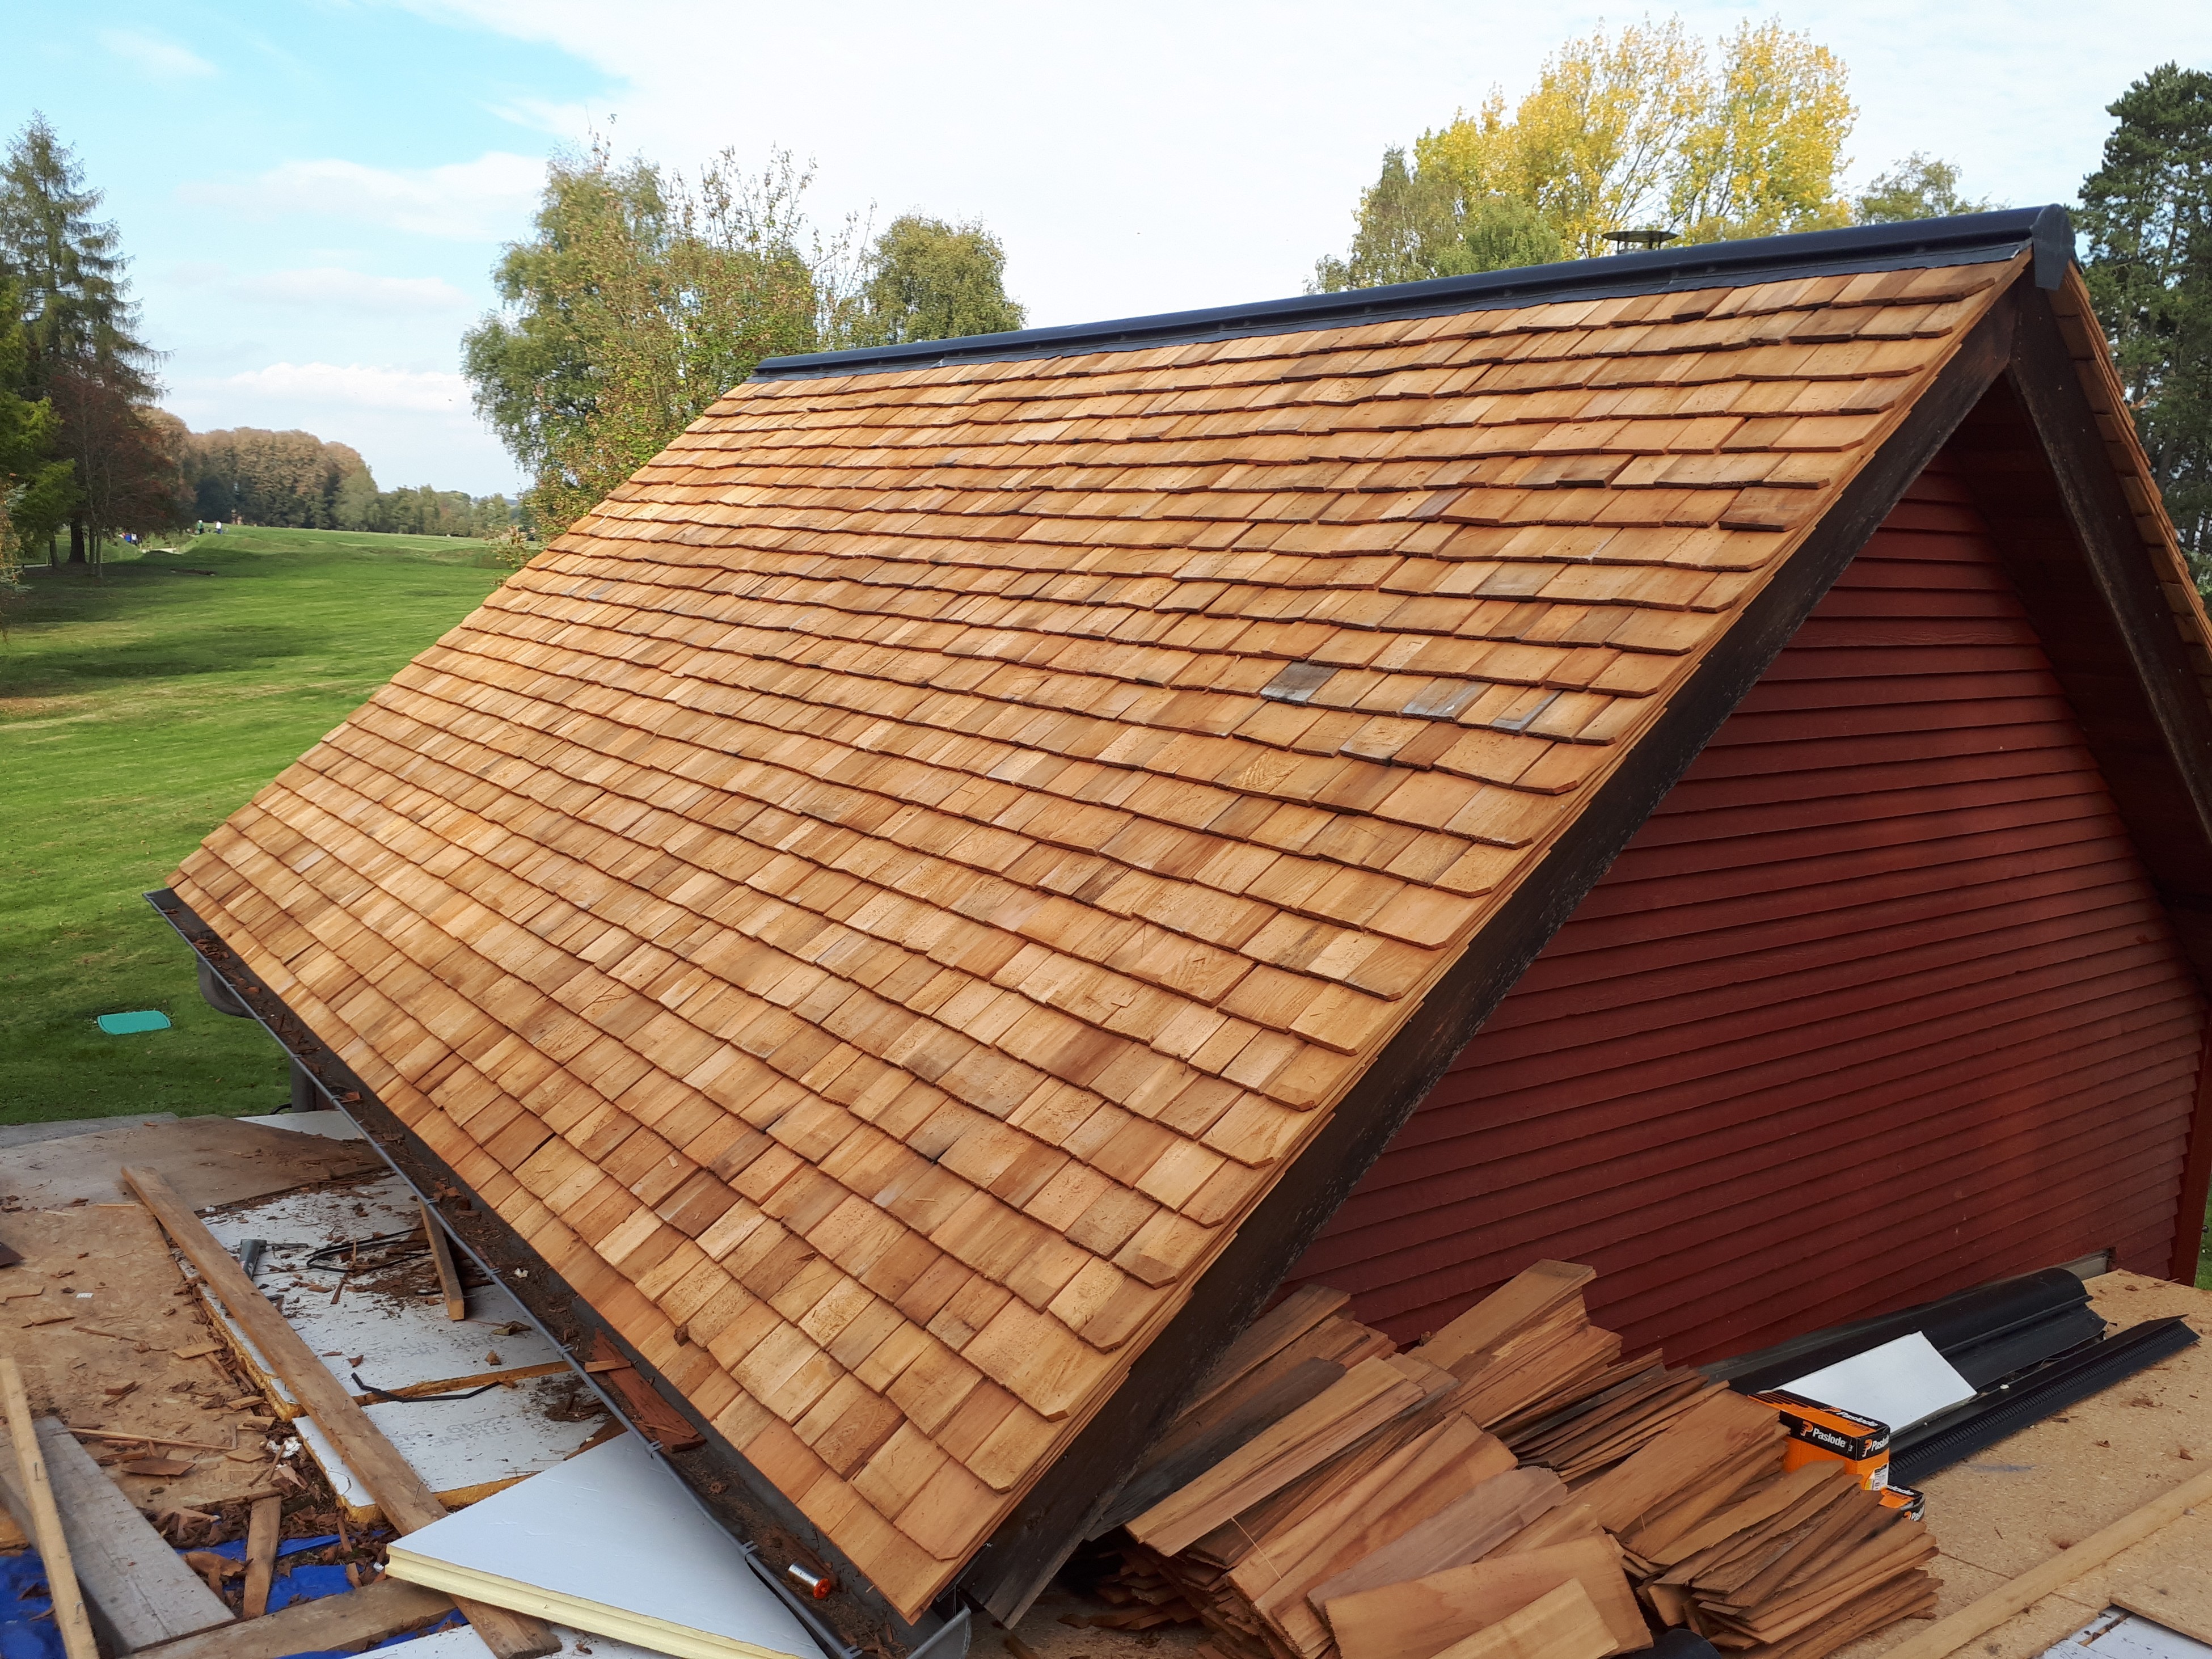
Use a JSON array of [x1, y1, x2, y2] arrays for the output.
[[0, 1116, 378, 1210], [1837, 1272, 2212, 1659], [385, 1434, 817, 1659]]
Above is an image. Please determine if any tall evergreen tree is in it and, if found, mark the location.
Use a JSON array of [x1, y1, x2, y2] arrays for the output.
[[2078, 65, 2212, 574], [0, 277, 76, 584], [0, 114, 166, 563]]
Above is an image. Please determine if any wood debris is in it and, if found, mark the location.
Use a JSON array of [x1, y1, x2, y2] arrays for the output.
[[1101, 1263, 1937, 1658]]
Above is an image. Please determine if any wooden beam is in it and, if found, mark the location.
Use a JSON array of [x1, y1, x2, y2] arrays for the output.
[[1882, 1462, 2212, 1659], [124, 1164, 559, 1659], [0, 1357, 98, 1659], [953, 286, 2025, 1626], [420, 1196, 468, 1322], [124, 1578, 457, 1659], [243, 1495, 281, 1619], [0, 1413, 233, 1650]]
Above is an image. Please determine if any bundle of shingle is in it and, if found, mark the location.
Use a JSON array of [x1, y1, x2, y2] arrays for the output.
[[1095, 1264, 1936, 1658]]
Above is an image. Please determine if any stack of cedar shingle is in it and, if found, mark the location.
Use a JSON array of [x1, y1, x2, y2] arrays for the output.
[[1098, 1264, 1936, 1659]]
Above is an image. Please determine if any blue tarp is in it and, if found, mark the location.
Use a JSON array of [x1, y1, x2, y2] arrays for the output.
[[1, 1537, 464, 1659]]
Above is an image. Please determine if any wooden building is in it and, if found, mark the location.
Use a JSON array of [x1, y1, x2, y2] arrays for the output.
[[157, 206, 2212, 1654]]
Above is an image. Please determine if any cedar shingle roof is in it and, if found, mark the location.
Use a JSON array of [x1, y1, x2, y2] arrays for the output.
[[177, 244, 2112, 1619]]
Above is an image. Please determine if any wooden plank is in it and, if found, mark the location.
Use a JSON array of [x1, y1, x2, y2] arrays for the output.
[[1095, 1357, 1346, 1536], [1183, 1286, 1349, 1412], [1427, 1580, 1612, 1659], [1126, 1357, 1429, 1556], [243, 1495, 281, 1619], [956, 293, 2022, 1624], [420, 1196, 468, 1322], [1305, 1465, 1565, 1607], [0, 1358, 99, 1659], [121, 1578, 457, 1659], [123, 1164, 559, 1659], [1321, 1536, 1649, 1659], [1415, 1263, 1594, 1371], [1576, 1388, 1786, 1531], [0, 1415, 233, 1649]]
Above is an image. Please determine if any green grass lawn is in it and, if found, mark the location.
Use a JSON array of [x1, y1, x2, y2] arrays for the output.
[[1, 527, 509, 1125]]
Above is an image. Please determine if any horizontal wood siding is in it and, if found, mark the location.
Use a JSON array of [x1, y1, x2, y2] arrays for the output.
[[1287, 457, 2208, 1363]]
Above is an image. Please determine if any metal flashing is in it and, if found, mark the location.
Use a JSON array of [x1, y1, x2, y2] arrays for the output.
[[753, 205, 2072, 381]]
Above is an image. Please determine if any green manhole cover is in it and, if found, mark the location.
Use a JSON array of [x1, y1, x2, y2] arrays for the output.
[[95, 1010, 171, 1035]]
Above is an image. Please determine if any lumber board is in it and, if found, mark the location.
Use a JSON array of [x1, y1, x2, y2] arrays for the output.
[[0, 1414, 233, 1649], [243, 1494, 281, 1619], [1428, 1580, 1613, 1659], [125, 1578, 458, 1659], [124, 1164, 559, 1659], [1126, 1357, 1429, 1556], [1096, 1357, 1346, 1536], [1415, 1263, 1596, 1372], [1184, 1286, 1350, 1412], [1305, 1466, 1565, 1608], [1321, 1536, 1649, 1659], [420, 1196, 468, 1322], [1576, 1388, 1786, 1531], [1, 1358, 98, 1659]]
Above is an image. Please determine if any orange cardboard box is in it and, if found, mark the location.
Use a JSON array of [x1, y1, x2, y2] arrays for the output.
[[1747, 1389, 1893, 1492]]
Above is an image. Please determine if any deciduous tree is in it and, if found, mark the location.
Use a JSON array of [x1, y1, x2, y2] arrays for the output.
[[0, 277, 75, 585], [1855, 154, 1991, 223], [2077, 64, 2212, 572], [844, 216, 1024, 347], [1315, 18, 1855, 290], [463, 138, 852, 532]]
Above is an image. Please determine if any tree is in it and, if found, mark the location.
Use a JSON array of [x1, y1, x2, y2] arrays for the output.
[[1855, 154, 1991, 223], [0, 115, 163, 564], [1315, 18, 1855, 290], [464, 137, 856, 533], [0, 277, 75, 586], [184, 427, 365, 526], [844, 216, 1025, 347], [2078, 64, 2212, 573]]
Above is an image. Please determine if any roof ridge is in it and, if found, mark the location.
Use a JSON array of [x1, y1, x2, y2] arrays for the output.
[[755, 206, 2074, 382]]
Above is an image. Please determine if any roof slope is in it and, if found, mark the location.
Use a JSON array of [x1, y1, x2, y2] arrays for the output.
[[174, 253, 2026, 1617]]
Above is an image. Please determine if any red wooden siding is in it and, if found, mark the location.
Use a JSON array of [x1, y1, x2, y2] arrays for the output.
[[1287, 454, 2209, 1365]]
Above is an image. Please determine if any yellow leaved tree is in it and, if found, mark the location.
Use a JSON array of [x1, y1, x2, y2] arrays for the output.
[[1314, 18, 1857, 291]]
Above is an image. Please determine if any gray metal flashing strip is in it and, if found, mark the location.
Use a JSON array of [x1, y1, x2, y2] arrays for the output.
[[752, 205, 2072, 382]]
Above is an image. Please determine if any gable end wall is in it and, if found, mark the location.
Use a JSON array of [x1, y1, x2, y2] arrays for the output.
[[1289, 450, 2209, 1362]]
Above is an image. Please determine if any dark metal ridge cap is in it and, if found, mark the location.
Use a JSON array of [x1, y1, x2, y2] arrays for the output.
[[754, 205, 2072, 381]]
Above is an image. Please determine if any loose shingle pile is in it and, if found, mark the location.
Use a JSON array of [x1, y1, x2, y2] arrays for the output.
[[175, 255, 2029, 1616]]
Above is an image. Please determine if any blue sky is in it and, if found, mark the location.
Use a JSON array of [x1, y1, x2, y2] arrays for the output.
[[10, 1, 2212, 497]]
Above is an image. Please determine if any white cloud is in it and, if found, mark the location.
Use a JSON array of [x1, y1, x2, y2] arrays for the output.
[[100, 27, 217, 81], [239, 267, 472, 314], [210, 362, 472, 414], [180, 151, 542, 240], [403, 0, 2212, 328]]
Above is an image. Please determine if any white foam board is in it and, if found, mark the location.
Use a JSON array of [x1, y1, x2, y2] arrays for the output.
[[389, 1618, 681, 1659], [237, 1109, 366, 1141], [290, 1380, 611, 1513], [1782, 1330, 1977, 1432], [2044, 1609, 2212, 1656], [385, 1434, 817, 1659]]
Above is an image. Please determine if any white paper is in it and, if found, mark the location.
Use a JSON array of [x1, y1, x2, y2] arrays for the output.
[[1781, 1330, 1977, 1432]]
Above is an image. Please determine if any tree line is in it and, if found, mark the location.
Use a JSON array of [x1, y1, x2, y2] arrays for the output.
[[0, 116, 521, 583], [182, 424, 516, 538]]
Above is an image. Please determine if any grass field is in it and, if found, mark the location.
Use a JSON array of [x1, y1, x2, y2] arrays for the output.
[[1, 527, 508, 1125]]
